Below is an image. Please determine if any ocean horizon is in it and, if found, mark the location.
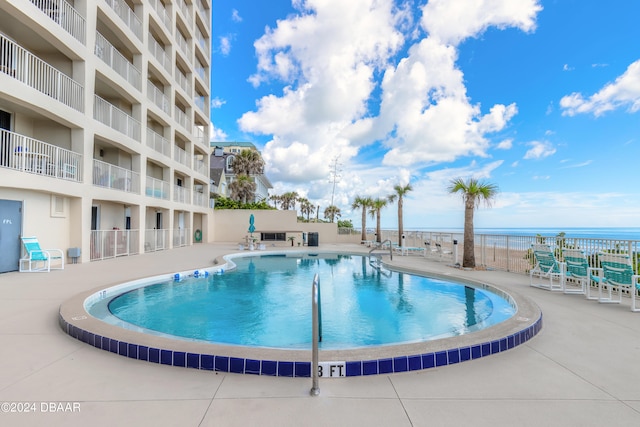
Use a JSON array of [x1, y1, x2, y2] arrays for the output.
[[399, 227, 640, 241]]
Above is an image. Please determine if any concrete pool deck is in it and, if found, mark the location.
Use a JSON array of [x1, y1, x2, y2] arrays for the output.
[[1, 243, 639, 426]]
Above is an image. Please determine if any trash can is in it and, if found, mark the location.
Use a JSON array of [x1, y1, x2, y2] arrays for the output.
[[308, 232, 319, 247]]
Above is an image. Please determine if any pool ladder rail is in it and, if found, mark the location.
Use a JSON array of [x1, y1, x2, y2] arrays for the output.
[[310, 273, 321, 396]]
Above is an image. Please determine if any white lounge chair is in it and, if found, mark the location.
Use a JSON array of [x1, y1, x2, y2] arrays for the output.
[[562, 248, 599, 297], [597, 252, 640, 311], [530, 244, 564, 291], [19, 236, 64, 272]]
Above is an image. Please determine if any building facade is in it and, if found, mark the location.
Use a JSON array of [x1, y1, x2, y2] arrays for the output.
[[0, 0, 212, 271]]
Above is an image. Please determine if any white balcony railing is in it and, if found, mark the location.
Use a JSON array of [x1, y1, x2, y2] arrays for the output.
[[177, 0, 192, 23], [95, 32, 141, 90], [30, 0, 86, 43], [146, 128, 171, 157], [193, 158, 206, 175], [174, 106, 191, 132], [103, 0, 143, 40], [0, 129, 82, 182], [175, 31, 192, 63], [145, 176, 169, 199], [194, 95, 206, 113], [173, 228, 190, 247], [150, 0, 172, 31], [195, 64, 208, 85], [196, 0, 211, 31], [175, 67, 191, 95], [94, 95, 141, 141], [192, 190, 207, 207], [174, 145, 190, 167], [194, 125, 207, 147], [144, 229, 169, 252], [196, 28, 209, 53], [92, 159, 140, 193], [147, 81, 170, 115], [148, 37, 171, 74], [90, 229, 139, 261], [0, 34, 84, 112], [174, 184, 190, 203]]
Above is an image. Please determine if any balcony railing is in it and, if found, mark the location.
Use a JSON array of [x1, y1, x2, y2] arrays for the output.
[[95, 32, 141, 90], [174, 184, 190, 203], [0, 129, 82, 182], [195, 64, 208, 85], [174, 145, 189, 167], [93, 95, 141, 141], [30, 0, 86, 43], [146, 128, 171, 157], [90, 229, 139, 261], [175, 67, 191, 95], [193, 158, 206, 175], [173, 228, 190, 247], [148, 38, 171, 74], [103, 0, 142, 40], [192, 190, 207, 207], [144, 229, 169, 252], [177, 0, 192, 23], [147, 81, 170, 115], [92, 159, 140, 193], [175, 31, 192, 63], [0, 34, 84, 112], [194, 95, 205, 113], [174, 106, 191, 132], [149, 0, 172, 31], [145, 176, 169, 199], [194, 125, 207, 147]]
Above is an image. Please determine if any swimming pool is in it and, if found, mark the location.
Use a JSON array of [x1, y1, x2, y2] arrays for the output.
[[98, 253, 515, 349], [60, 249, 543, 377]]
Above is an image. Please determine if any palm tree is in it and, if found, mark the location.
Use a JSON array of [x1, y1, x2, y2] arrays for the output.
[[324, 205, 341, 223], [351, 196, 373, 243], [368, 198, 388, 243], [229, 174, 256, 204], [279, 191, 299, 210], [388, 183, 413, 247], [231, 149, 264, 176], [299, 197, 315, 221], [448, 178, 499, 268]]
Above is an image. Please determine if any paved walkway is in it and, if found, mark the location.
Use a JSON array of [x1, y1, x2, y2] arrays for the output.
[[0, 243, 639, 426]]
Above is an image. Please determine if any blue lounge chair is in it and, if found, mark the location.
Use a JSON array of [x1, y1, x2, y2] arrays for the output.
[[530, 244, 564, 291], [597, 252, 640, 312], [19, 236, 64, 272], [562, 248, 599, 298]]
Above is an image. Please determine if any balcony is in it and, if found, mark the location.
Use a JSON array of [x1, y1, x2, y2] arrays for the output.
[[192, 190, 207, 207], [173, 228, 190, 247], [177, 0, 192, 24], [149, 0, 172, 31], [0, 34, 84, 112], [90, 229, 139, 261], [147, 81, 170, 115], [174, 145, 190, 168], [175, 31, 192, 63], [194, 125, 207, 147], [144, 229, 169, 252], [175, 67, 191, 96], [0, 129, 82, 182], [146, 128, 171, 157], [174, 184, 190, 204], [194, 95, 206, 113], [196, 0, 211, 31], [30, 0, 86, 44], [148, 38, 171, 74], [95, 32, 141, 91], [92, 159, 140, 193], [174, 106, 191, 133], [194, 64, 208, 85], [193, 158, 206, 175], [145, 176, 169, 200], [93, 95, 141, 141], [103, 0, 143, 41]]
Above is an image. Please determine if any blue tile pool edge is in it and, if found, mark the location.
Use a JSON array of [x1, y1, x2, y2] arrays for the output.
[[58, 312, 543, 377]]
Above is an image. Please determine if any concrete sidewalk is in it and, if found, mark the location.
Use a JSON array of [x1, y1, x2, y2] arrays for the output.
[[0, 243, 639, 426]]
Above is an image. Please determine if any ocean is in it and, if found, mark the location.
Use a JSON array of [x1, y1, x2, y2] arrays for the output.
[[410, 227, 640, 241]]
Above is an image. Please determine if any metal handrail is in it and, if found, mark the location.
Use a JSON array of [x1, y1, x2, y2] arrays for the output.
[[368, 239, 393, 261], [310, 273, 320, 396]]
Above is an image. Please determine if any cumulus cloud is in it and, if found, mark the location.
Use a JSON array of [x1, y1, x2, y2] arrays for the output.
[[560, 59, 640, 116], [209, 123, 228, 141], [496, 138, 513, 149], [219, 36, 232, 55], [524, 140, 556, 159], [210, 97, 226, 109], [231, 9, 242, 22]]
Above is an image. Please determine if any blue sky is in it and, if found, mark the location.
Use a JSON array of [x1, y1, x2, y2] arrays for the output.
[[210, 0, 640, 229]]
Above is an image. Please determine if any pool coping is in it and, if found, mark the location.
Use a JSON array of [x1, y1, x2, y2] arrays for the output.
[[58, 249, 543, 377]]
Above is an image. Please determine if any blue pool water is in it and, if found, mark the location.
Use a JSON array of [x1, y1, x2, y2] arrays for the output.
[[104, 253, 515, 349]]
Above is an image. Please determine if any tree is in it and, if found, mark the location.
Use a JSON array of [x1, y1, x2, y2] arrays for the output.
[[448, 178, 499, 268], [279, 191, 299, 210], [299, 197, 315, 221], [388, 183, 413, 247], [231, 149, 264, 176], [324, 205, 341, 222], [229, 174, 256, 204], [352, 196, 373, 242], [369, 198, 388, 243]]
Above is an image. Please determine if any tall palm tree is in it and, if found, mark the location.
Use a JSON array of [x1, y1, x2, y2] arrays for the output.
[[231, 149, 264, 176], [388, 183, 413, 247], [368, 198, 388, 243], [279, 191, 299, 210], [229, 174, 256, 204], [299, 197, 315, 221], [324, 205, 341, 223], [448, 178, 499, 268], [351, 196, 373, 242]]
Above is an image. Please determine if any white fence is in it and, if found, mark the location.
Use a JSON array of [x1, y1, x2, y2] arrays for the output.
[[144, 229, 169, 252], [30, 0, 86, 43], [90, 229, 139, 261]]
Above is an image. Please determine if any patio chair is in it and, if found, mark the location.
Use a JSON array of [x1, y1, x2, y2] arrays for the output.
[[562, 248, 599, 298], [19, 236, 64, 272], [597, 252, 640, 312], [530, 244, 564, 291]]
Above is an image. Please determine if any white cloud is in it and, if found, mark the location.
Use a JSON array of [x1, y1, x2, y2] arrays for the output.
[[219, 36, 232, 55], [231, 9, 242, 22], [563, 64, 573, 71], [421, 0, 542, 46], [496, 138, 513, 149], [523, 140, 556, 159], [209, 123, 228, 141], [560, 59, 640, 116], [210, 97, 226, 109]]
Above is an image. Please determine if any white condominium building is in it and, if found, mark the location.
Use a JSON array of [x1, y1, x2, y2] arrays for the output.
[[0, 0, 212, 271]]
